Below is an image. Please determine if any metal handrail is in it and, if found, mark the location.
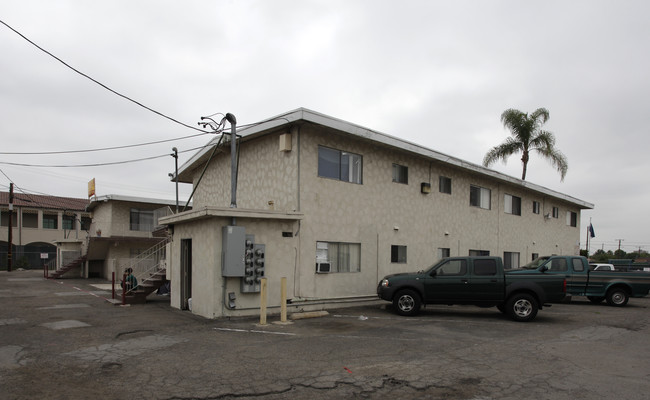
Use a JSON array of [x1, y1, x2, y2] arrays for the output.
[[121, 237, 169, 296]]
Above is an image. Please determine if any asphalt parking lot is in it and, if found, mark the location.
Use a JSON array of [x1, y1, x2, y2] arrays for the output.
[[1, 269, 650, 400]]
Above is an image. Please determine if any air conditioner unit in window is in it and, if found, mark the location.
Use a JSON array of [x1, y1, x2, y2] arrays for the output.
[[316, 262, 331, 273]]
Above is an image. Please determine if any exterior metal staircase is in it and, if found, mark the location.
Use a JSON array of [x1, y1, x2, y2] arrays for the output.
[[123, 268, 167, 304], [48, 255, 87, 279], [121, 238, 169, 304]]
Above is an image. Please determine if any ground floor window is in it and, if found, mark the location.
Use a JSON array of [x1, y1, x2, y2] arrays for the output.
[[391, 245, 407, 263], [469, 249, 490, 256], [438, 247, 450, 259], [504, 252, 520, 269], [316, 241, 360, 273]]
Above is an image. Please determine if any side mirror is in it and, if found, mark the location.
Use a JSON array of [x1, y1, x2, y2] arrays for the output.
[[430, 269, 437, 277]]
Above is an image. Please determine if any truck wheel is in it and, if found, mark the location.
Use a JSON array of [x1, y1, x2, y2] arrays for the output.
[[506, 293, 538, 322], [606, 288, 629, 307], [587, 296, 605, 304], [393, 289, 421, 317]]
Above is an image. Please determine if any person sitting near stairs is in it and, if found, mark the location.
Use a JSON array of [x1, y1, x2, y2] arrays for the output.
[[123, 268, 138, 292]]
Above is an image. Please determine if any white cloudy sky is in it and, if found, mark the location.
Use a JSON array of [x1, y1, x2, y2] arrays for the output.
[[1, 1, 648, 254]]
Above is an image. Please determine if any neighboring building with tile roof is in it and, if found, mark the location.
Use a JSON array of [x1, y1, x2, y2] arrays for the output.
[[1, 191, 91, 270]]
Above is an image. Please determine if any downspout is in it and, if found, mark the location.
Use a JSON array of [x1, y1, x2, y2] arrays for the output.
[[226, 113, 237, 209]]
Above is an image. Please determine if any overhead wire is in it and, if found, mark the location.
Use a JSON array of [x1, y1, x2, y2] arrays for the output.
[[0, 132, 212, 155], [0, 18, 210, 134], [0, 146, 209, 168]]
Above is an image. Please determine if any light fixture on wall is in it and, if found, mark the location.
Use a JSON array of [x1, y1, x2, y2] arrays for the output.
[[421, 182, 431, 194], [393, 226, 399, 231]]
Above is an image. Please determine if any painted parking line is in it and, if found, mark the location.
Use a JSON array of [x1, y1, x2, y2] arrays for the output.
[[47, 279, 116, 303], [0, 318, 27, 326], [37, 304, 91, 310], [214, 327, 297, 336]]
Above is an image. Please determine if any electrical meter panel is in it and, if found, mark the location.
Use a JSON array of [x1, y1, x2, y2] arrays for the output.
[[241, 236, 265, 293], [222, 226, 266, 293]]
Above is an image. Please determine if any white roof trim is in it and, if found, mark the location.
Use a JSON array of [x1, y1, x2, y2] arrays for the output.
[[177, 108, 594, 209], [89, 194, 180, 208]]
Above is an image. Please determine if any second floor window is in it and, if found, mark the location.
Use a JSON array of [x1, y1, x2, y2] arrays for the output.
[[62, 214, 75, 230], [504, 194, 521, 215], [318, 146, 362, 184], [130, 209, 154, 231], [392, 164, 408, 184], [439, 176, 452, 194], [552, 207, 559, 218], [470, 185, 491, 210], [566, 211, 577, 227], [43, 213, 58, 229], [533, 201, 541, 214], [81, 216, 92, 231]]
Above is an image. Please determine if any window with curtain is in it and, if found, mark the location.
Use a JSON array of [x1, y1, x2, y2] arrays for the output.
[[503, 252, 520, 269], [316, 241, 361, 273], [566, 211, 577, 227], [504, 194, 521, 215]]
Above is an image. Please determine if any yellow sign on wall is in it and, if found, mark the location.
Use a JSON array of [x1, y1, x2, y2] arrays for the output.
[[88, 178, 96, 198]]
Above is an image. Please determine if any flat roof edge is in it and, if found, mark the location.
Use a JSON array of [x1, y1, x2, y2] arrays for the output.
[[159, 207, 304, 225]]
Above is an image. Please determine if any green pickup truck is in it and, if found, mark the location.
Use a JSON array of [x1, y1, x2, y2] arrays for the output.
[[377, 256, 567, 322], [522, 255, 650, 306]]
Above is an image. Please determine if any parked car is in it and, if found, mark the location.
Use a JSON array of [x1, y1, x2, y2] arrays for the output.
[[523, 256, 650, 306], [377, 256, 567, 322]]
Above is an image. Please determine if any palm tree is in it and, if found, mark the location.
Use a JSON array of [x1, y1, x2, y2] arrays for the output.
[[483, 107, 568, 181]]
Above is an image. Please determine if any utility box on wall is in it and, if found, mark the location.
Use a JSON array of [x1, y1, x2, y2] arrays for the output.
[[222, 225, 246, 277]]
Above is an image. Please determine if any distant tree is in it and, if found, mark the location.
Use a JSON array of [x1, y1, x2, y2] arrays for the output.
[[483, 108, 568, 181], [590, 249, 613, 263], [614, 249, 627, 258]]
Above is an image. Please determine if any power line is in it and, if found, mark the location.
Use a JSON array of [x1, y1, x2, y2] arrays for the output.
[[0, 132, 212, 155], [0, 18, 210, 134], [0, 146, 207, 168]]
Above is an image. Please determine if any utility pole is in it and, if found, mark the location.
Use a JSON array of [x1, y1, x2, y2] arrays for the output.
[[171, 147, 179, 213], [615, 239, 624, 251], [7, 183, 14, 272]]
